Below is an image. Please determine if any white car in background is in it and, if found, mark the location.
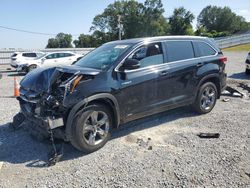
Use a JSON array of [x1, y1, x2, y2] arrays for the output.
[[10, 51, 45, 70], [245, 52, 250, 75], [14, 51, 83, 72]]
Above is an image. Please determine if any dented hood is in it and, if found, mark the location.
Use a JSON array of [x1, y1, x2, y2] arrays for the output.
[[20, 65, 100, 93]]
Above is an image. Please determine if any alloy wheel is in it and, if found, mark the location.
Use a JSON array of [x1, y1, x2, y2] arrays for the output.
[[82, 110, 110, 146], [200, 86, 216, 111]]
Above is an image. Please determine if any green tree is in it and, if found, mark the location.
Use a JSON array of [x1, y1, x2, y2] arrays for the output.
[[46, 38, 59, 48], [73, 34, 97, 47], [90, 0, 169, 41], [141, 0, 169, 36], [197, 6, 250, 34], [56, 33, 73, 48], [169, 7, 195, 35], [46, 33, 73, 48]]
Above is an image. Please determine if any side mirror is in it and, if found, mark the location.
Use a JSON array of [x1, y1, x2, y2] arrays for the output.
[[121, 59, 140, 71]]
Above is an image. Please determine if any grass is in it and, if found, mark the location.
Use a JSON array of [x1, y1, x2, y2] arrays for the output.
[[223, 43, 250, 52]]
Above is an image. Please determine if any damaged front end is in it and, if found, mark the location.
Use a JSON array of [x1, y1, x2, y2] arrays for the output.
[[17, 66, 99, 140]]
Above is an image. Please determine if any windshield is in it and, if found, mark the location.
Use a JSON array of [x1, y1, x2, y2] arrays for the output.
[[75, 43, 132, 70]]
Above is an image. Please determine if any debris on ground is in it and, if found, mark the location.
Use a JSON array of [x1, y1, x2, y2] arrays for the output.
[[224, 86, 244, 98], [222, 98, 230, 102], [238, 83, 250, 93], [197, 133, 220, 139], [137, 137, 153, 150], [245, 172, 250, 178]]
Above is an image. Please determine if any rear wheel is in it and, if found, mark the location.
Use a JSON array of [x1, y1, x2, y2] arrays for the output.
[[192, 82, 218, 114], [28, 64, 37, 72], [246, 68, 250, 75], [70, 104, 113, 153]]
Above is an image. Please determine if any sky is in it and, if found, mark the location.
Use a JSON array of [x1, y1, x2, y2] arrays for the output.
[[0, 0, 250, 49]]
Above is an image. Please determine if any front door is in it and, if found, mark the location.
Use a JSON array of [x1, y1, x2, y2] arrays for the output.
[[116, 42, 165, 121]]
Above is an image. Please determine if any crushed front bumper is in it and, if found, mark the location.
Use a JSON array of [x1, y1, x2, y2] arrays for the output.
[[18, 96, 67, 140]]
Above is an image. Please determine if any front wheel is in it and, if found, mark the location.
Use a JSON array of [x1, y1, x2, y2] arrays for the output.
[[70, 104, 113, 153], [192, 82, 218, 114]]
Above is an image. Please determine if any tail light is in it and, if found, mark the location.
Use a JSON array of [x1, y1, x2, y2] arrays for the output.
[[219, 56, 227, 64]]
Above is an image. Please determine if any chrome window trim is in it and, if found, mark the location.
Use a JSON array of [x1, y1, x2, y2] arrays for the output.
[[114, 39, 219, 73]]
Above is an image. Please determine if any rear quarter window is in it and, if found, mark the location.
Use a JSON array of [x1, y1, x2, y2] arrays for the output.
[[193, 41, 216, 57], [165, 41, 194, 62]]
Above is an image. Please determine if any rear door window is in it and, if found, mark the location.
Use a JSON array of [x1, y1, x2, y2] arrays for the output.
[[58, 53, 66, 58], [46, 53, 59, 59], [165, 41, 194, 62], [193, 41, 216, 57], [64, 53, 74, 57]]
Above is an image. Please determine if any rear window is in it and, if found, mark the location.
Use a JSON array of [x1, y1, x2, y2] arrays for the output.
[[11, 53, 18, 57], [165, 41, 194, 62], [193, 41, 216, 57], [22, 53, 37, 57]]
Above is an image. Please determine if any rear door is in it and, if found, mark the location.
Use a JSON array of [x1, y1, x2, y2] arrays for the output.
[[156, 40, 199, 107]]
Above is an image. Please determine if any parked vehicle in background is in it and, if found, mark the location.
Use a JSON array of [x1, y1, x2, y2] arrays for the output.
[[13, 51, 83, 72], [245, 52, 250, 75], [18, 36, 227, 153], [10, 51, 45, 71]]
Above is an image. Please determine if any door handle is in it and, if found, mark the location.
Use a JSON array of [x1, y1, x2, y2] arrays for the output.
[[160, 71, 168, 76], [197, 62, 203, 67]]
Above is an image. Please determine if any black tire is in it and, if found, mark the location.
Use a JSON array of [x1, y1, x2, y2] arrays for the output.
[[70, 104, 113, 153], [246, 68, 250, 75], [192, 82, 218, 114], [28, 64, 37, 72]]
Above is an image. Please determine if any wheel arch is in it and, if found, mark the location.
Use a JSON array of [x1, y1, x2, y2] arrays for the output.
[[197, 74, 221, 99], [65, 93, 120, 141]]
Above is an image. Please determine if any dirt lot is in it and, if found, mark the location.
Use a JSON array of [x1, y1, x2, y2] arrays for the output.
[[0, 51, 249, 187]]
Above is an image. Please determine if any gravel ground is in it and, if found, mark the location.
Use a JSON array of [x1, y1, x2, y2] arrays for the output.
[[0, 51, 250, 187]]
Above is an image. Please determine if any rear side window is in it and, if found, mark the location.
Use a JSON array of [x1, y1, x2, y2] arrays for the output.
[[193, 41, 216, 57], [46, 53, 59, 59], [22, 53, 37, 57], [64, 53, 74, 57], [58, 53, 66, 58], [165, 41, 194, 62]]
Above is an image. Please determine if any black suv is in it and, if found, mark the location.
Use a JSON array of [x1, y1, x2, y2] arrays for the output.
[[18, 36, 227, 152]]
